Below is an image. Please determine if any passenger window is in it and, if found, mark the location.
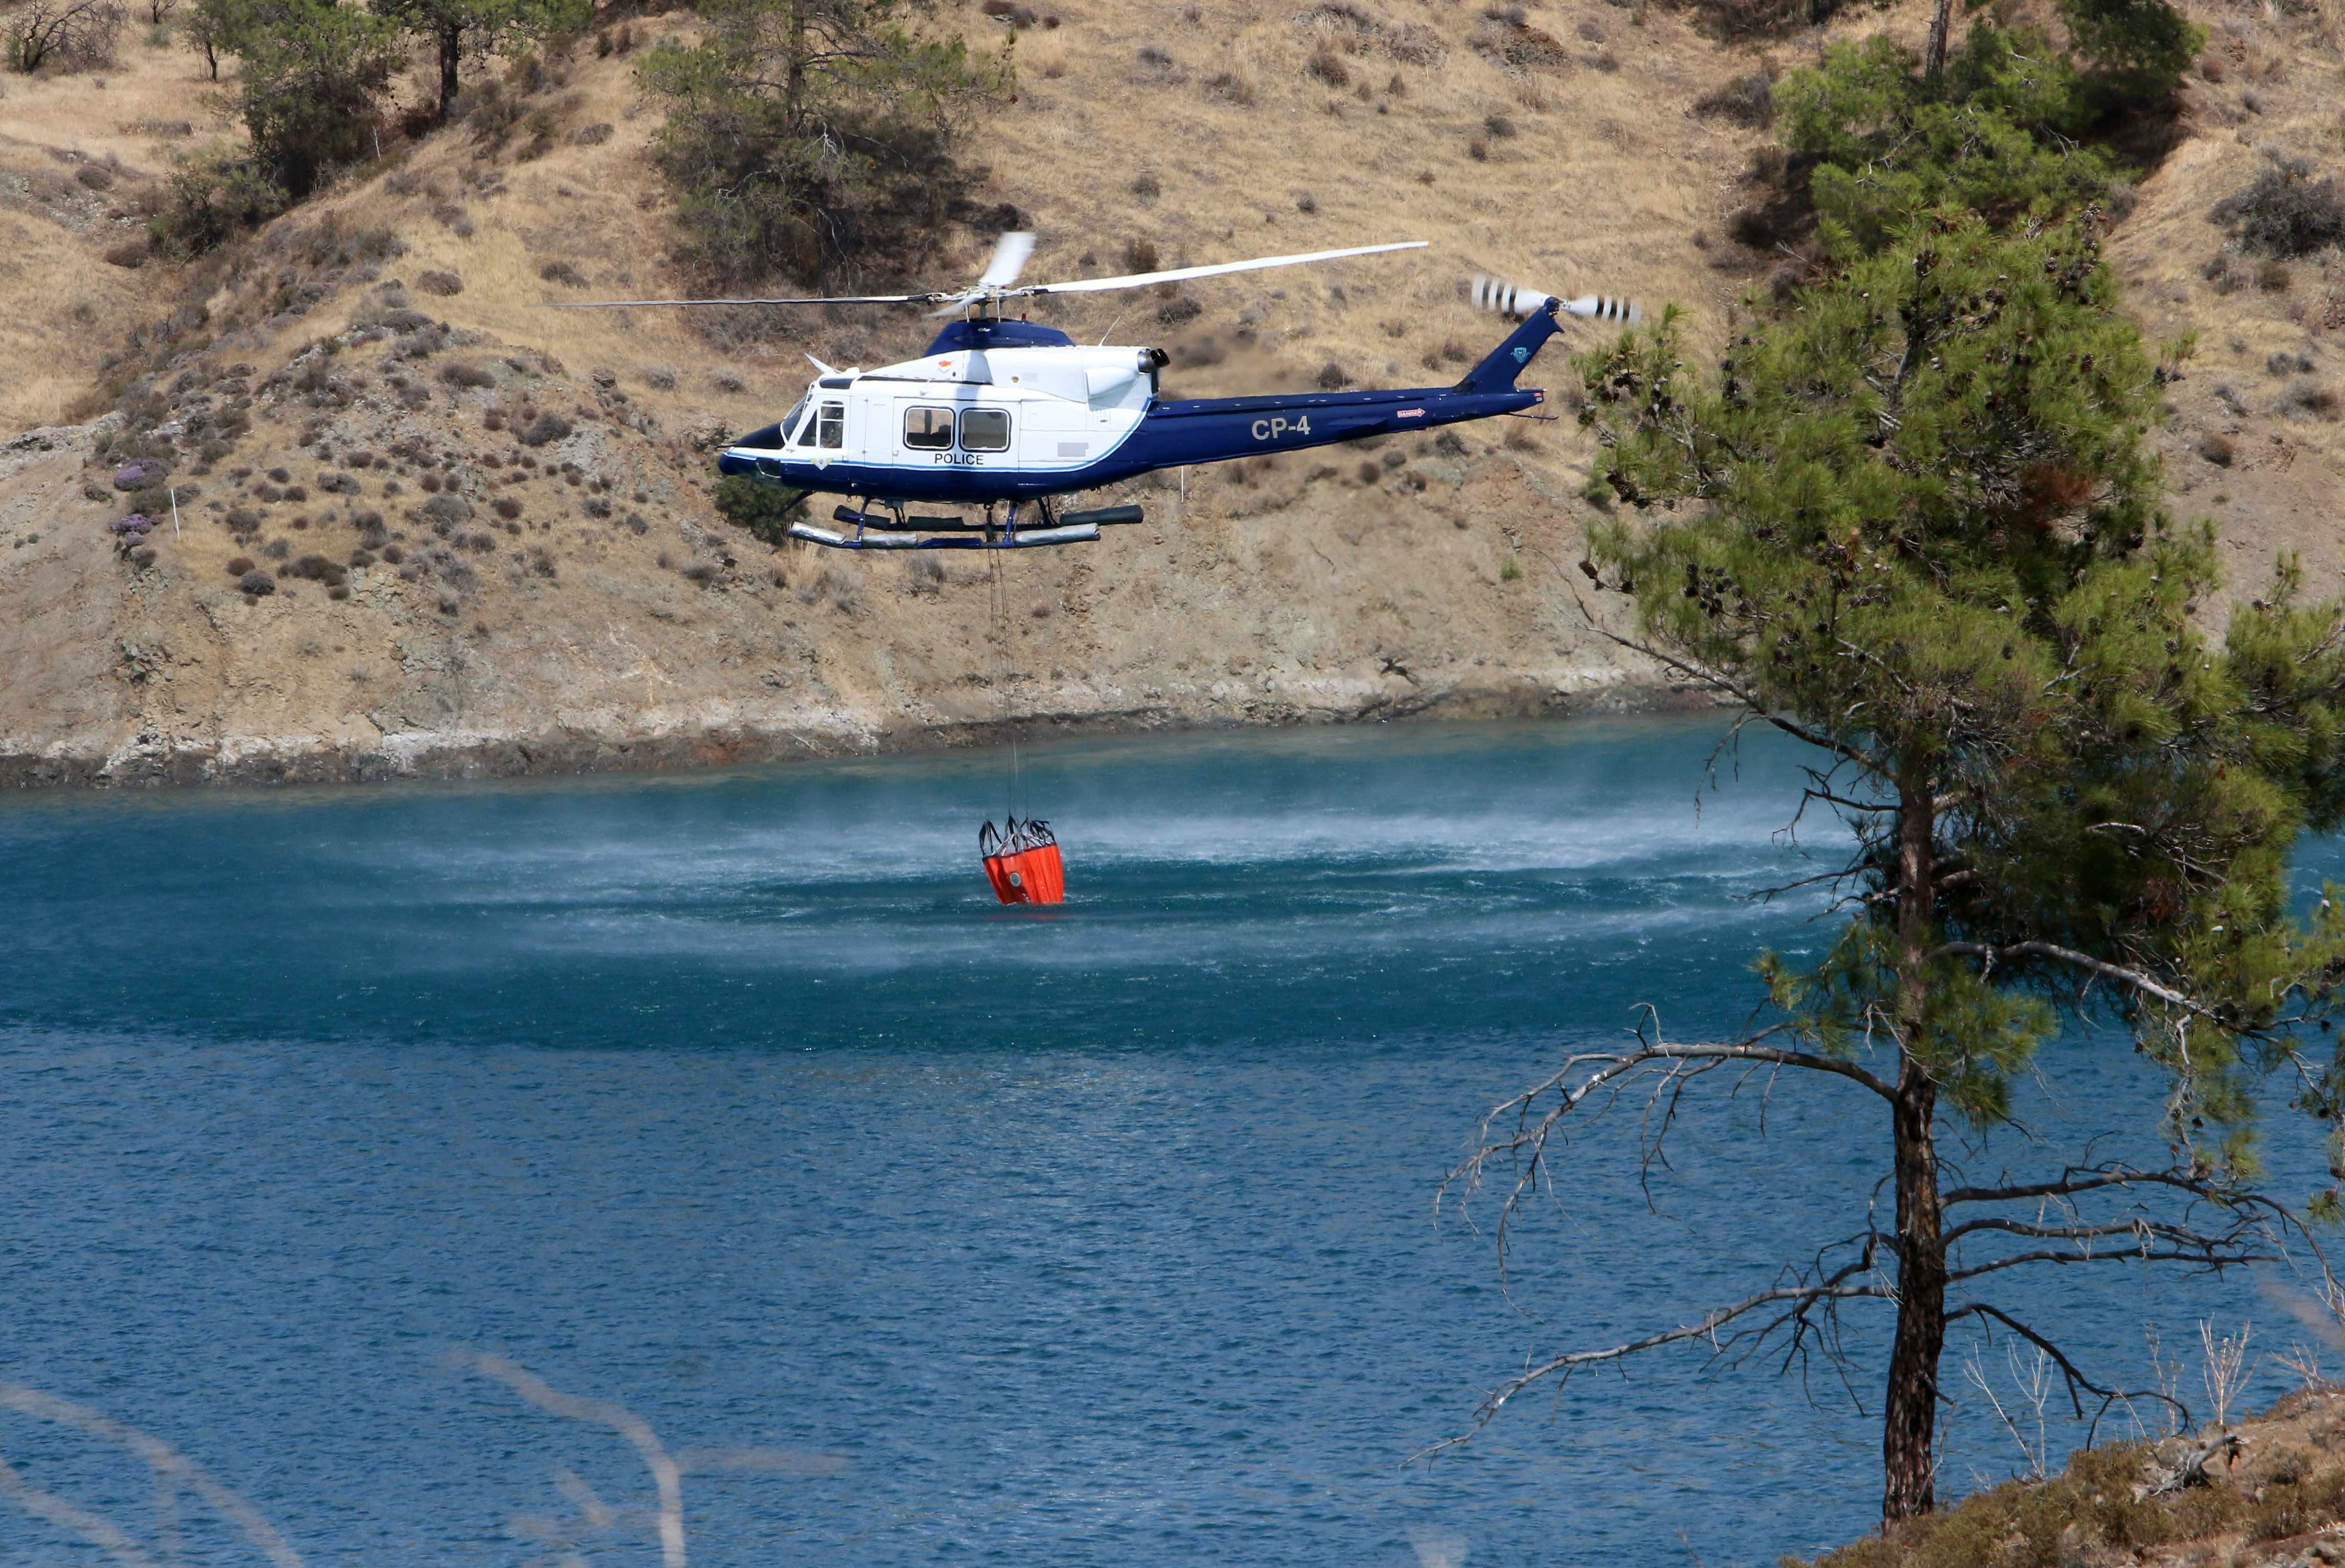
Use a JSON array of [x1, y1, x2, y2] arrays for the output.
[[816, 402, 845, 450], [903, 406, 955, 450], [960, 407, 1010, 453]]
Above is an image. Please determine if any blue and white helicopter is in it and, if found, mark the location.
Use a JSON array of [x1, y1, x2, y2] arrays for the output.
[[572, 236, 1639, 550]]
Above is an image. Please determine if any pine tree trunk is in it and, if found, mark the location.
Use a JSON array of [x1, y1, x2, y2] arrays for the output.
[[1882, 1062, 1945, 1520], [438, 26, 462, 121], [785, 0, 807, 126], [1882, 770, 1945, 1522], [1922, 0, 1953, 81]]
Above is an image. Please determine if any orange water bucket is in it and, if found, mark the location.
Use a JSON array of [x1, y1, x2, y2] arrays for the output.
[[980, 819, 1065, 905]]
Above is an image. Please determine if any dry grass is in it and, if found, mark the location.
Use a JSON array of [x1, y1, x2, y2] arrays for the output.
[[1799, 1387, 2345, 1568]]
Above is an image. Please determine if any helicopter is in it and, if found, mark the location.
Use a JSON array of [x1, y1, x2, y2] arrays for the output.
[[564, 236, 1641, 551]]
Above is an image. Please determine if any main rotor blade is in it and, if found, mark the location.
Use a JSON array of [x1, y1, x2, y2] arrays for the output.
[[1013, 240, 1428, 298], [547, 294, 944, 309], [977, 231, 1036, 289]]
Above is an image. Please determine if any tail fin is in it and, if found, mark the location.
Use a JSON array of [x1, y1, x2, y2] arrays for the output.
[[1452, 306, 1565, 394]]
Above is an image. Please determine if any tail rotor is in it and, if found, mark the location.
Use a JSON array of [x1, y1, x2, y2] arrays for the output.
[[1470, 273, 1641, 327]]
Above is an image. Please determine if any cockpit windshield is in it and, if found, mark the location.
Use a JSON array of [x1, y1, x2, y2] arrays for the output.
[[779, 392, 813, 446]]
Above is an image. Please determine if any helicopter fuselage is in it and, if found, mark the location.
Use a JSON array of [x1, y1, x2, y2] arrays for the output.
[[715, 311, 1559, 510]]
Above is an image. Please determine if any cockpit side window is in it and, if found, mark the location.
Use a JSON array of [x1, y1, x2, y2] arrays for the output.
[[816, 402, 845, 450], [902, 406, 955, 450], [959, 408, 1010, 453], [779, 395, 811, 446]]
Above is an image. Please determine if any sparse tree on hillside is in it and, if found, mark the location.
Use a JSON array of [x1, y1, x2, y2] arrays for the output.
[[182, 0, 238, 77], [1442, 213, 2345, 1524], [638, 0, 1013, 289], [4, 0, 126, 73], [372, 0, 587, 123], [230, 0, 401, 195]]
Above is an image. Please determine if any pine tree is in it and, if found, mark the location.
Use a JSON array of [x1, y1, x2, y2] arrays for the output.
[[1444, 214, 2345, 1523], [372, 0, 587, 123], [229, 0, 401, 196], [638, 0, 1012, 288]]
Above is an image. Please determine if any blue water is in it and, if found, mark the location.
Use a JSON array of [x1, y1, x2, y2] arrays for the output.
[[0, 718, 2334, 1567]]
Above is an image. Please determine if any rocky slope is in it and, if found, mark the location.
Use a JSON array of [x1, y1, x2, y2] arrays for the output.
[[0, 0, 2336, 786], [1799, 1387, 2345, 1568]]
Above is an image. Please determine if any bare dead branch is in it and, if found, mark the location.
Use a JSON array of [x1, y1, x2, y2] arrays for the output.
[[452, 1352, 687, 1568], [0, 1384, 306, 1568], [1950, 1302, 2193, 1436], [1414, 1276, 1894, 1462]]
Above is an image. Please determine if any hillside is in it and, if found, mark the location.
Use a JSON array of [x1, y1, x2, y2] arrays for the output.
[[1797, 1387, 2345, 1568], [0, 0, 2338, 784]]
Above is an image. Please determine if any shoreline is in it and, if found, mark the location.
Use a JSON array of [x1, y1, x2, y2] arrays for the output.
[[0, 674, 1711, 791]]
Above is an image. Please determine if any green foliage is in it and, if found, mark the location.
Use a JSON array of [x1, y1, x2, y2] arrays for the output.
[[148, 150, 287, 258], [639, 0, 1013, 289], [2059, 0, 2204, 104], [183, 0, 236, 76], [1580, 214, 2345, 1176], [714, 474, 807, 544], [1767, 0, 2199, 261], [371, 0, 588, 120], [228, 0, 401, 196], [1777, 31, 2114, 256]]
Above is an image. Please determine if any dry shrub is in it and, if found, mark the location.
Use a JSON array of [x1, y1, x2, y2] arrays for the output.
[[517, 411, 572, 446], [569, 122, 612, 146], [2198, 433, 2235, 465], [1305, 41, 1348, 86], [1694, 70, 1775, 126], [539, 259, 586, 285], [1135, 43, 1183, 80], [1203, 68, 1255, 103], [1382, 23, 1443, 64], [414, 269, 463, 297], [102, 237, 149, 268], [1692, 0, 1846, 37], [1467, 11, 1569, 71], [2209, 159, 2345, 259], [2278, 377, 2340, 419], [1317, 361, 1350, 389]]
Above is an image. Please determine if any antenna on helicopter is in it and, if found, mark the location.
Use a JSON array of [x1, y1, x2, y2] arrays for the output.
[[547, 235, 1430, 315], [1470, 274, 1643, 327]]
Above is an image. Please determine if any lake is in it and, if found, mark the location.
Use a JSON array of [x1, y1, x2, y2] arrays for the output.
[[1, 718, 2332, 1566]]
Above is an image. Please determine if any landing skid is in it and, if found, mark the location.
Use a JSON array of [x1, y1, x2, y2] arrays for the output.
[[787, 499, 1143, 551]]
